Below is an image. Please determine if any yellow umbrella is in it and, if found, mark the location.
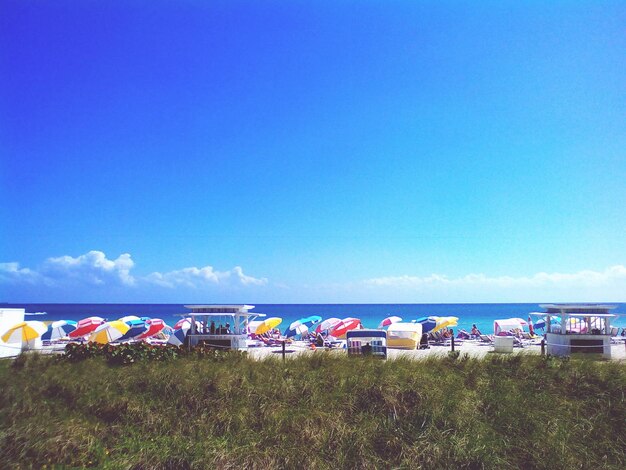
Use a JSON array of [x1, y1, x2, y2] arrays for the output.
[[431, 316, 459, 333], [1, 321, 48, 343], [89, 321, 130, 344], [254, 317, 282, 335]]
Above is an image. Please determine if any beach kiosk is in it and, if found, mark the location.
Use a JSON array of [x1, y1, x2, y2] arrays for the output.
[[181, 305, 264, 350], [347, 329, 387, 359], [535, 304, 619, 359]]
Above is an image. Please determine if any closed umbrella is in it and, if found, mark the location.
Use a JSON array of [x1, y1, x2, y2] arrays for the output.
[[42, 320, 77, 341], [69, 317, 105, 339], [255, 317, 282, 335], [89, 321, 130, 344], [378, 316, 402, 329], [2, 321, 48, 344]]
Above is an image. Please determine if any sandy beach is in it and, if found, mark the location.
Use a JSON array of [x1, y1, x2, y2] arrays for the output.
[[246, 338, 626, 361]]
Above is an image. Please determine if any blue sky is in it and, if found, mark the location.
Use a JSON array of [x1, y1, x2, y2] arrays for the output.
[[1, 1, 625, 303]]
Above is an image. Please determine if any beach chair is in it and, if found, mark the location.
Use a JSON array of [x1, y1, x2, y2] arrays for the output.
[[479, 334, 493, 343]]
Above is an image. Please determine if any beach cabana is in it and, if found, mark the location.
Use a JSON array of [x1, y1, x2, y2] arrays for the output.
[[387, 322, 422, 350], [493, 318, 527, 336], [347, 329, 387, 358]]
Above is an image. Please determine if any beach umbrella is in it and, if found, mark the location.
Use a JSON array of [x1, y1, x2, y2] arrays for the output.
[[254, 317, 282, 335], [42, 320, 77, 341], [136, 319, 168, 340], [299, 315, 322, 327], [285, 322, 309, 338], [329, 318, 361, 339], [414, 316, 438, 333], [118, 318, 147, 341], [1, 321, 48, 344], [432, 316, 459, 334], [168, 326, 189, 346], [316, 317, 341, 333], [119, 315, 141, 323], [89, 321, 130, 344], [378, 316, 402, 329], [69, 317, 105, 339]]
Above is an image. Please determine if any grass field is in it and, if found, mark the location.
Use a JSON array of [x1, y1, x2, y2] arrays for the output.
[[1, 351, 625, 469]]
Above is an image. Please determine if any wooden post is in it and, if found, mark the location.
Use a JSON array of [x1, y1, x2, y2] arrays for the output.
[[541, 339, 545, 356], [282, 340, 286, 361], [450, 330, 455, 352]]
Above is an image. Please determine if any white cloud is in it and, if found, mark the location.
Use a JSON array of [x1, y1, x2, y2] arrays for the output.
[[43, 251, 136, 286], [0, 262, 42, 284], [0, 251, 268, 292], [146, 265, 268, 288], [359, 265, 626, 302], [363, 265, 626, 289]]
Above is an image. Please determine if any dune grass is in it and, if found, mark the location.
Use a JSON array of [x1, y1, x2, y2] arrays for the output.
[[1, 351, 625, 469]]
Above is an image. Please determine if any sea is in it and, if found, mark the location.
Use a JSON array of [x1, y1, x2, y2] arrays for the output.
[[7, 303, 626, 334]]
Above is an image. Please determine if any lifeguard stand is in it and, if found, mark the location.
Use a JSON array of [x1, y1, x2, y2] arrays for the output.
[[347, 329, 387, 359], [181, 305, 264, 350], [535, 304, 619, 359]]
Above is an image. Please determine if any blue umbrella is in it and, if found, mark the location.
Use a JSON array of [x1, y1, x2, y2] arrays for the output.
[[118, 318, 146, 341], [42, 320, 77, 341], [167, 327, 188, 346], [413, 316, 437, 333], [299, 315, 322, 327]]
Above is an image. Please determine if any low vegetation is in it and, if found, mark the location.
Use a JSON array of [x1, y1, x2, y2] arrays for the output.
[[1, 348, 625, 469]]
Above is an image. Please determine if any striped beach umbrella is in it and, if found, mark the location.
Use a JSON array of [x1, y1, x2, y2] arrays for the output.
[[89, 321, 130, 344], [136, 319, 168, 340], [254, 317, 282, 335], [69, 317, 105, 339], [2, 321, 48, 343], [118, 318, 147, 342], [168, 325, 189, 346], [42, 320, 77, 341], [378, 316, 402, 329], [329, 318, 361, 339], [414, 316, 438, 333], [284, 321, 309, 338], [432, 316, 459, 333], [316, 317, 341, 333], [119, 315, 142, 325]]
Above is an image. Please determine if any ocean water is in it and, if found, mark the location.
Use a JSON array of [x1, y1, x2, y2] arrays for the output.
[[7, 303, 626, 334]]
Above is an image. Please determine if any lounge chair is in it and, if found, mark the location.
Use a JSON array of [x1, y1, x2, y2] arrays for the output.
[[479, 334, 494, 343]]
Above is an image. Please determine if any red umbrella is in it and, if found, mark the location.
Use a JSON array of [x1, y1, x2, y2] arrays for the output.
[[136, 318, 168, 340], [69, 317, 105, 339], [329, 318, 361, 338]]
